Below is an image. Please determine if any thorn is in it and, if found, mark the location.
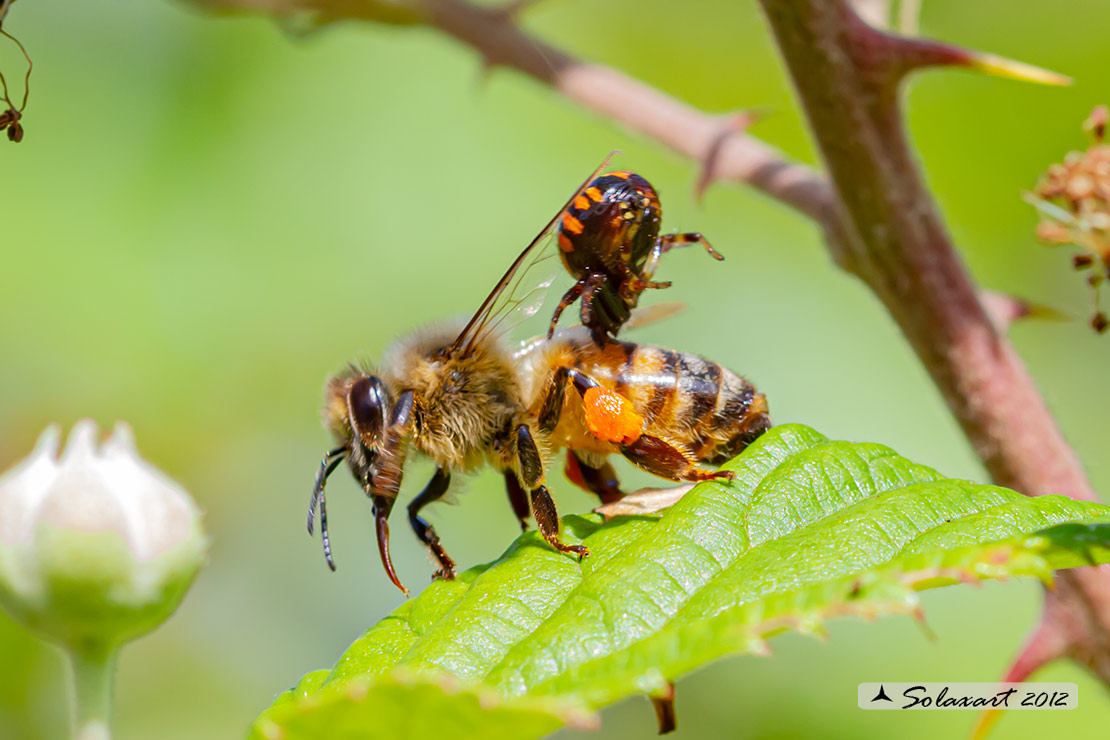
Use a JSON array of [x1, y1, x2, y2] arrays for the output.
[[843, 7, 1070, 87], [899, 40, 1071, 86], [979, 289, 1068, 333], [649, 682, 676, 735], [964, 51, 1071, 87], [969, 706, 1004, 740], [694, 109, 767, 204], [971, 613, 1068, 740]]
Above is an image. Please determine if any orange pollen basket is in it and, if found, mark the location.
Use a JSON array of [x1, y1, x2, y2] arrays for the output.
[[582, 387, 644, 445]]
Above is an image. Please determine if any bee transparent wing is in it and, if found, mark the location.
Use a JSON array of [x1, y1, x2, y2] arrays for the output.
[[623, 301, 686, 331], [450, 151, 617, 357], [512, 300, 687, 361]]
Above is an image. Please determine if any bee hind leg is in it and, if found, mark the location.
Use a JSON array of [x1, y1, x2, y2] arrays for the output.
[[620, 433, 734, 484], [406, 467, 457, 580]]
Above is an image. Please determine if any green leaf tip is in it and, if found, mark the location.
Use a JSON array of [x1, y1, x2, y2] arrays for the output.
[[251, 424, 1110, 740]]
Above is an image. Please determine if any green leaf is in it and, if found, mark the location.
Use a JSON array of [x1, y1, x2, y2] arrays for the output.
[[250, 424, 1110, 740]]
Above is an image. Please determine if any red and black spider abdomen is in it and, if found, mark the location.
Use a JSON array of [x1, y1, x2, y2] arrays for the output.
[[552, 172, 663, 343], [556, 171, 662, 278]]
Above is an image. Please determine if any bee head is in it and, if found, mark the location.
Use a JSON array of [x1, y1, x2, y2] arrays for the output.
[[346, 375, 389, 455], [322, 372, 391, 488], [310, 371, 394, 572]]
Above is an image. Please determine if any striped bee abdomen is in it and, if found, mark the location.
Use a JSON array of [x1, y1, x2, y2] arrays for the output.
[[572, 340, 771, 463]]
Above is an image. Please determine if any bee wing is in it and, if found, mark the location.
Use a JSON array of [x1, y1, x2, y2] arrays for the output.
[[623, 301, 686, 331], [512, 301, 687, 361], [450, 151, 618, 357]]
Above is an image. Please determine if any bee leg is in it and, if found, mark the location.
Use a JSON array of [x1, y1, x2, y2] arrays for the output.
[[503, 470, 531, 532], [531, 485, 589, 559], [537, 365, 608, 434], [406, 468, 456, 580], [537, 367, 570, 434], [515, 423, 546, 489], [657, 232, 724, 261], [564, 451, 624, 505], [547, 280, 586, 338], [620, 434, 733, 484], [516, 424, 589, 559]]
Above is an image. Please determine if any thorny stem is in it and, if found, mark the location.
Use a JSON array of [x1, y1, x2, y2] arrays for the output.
[[67, 644, 116, 740], [757, 0, 1109, 689], [757, 0, 1093, 502]]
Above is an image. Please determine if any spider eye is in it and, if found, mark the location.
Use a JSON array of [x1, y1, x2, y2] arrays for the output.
[[348, 376, 388, 447]]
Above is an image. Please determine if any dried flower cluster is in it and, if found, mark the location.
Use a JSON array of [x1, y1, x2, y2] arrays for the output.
[[1031, 105, 1110, 333]]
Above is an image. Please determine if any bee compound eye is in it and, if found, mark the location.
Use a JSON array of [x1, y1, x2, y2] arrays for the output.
[[348, 376, 387, 444]]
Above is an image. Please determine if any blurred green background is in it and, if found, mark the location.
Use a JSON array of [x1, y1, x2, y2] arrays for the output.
[[1, 0, 1108, 738]]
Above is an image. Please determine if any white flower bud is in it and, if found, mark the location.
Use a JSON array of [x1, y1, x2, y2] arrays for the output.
[[0, 420, 206, 650]]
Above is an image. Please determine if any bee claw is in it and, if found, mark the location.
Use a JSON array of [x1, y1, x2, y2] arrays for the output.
[[432, 566, 457, 581]]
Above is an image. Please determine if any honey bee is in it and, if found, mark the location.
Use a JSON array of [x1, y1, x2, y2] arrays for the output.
[[308, 161, 771, 594], [550, 169, 723, 346]]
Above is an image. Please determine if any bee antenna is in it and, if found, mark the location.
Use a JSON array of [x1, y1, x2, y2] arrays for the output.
[[309, 446, 346, 571]]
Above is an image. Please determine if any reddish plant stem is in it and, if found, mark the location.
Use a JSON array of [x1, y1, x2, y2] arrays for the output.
[[757, 0, 1095, 503], [758, 0, 1108, 685]]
